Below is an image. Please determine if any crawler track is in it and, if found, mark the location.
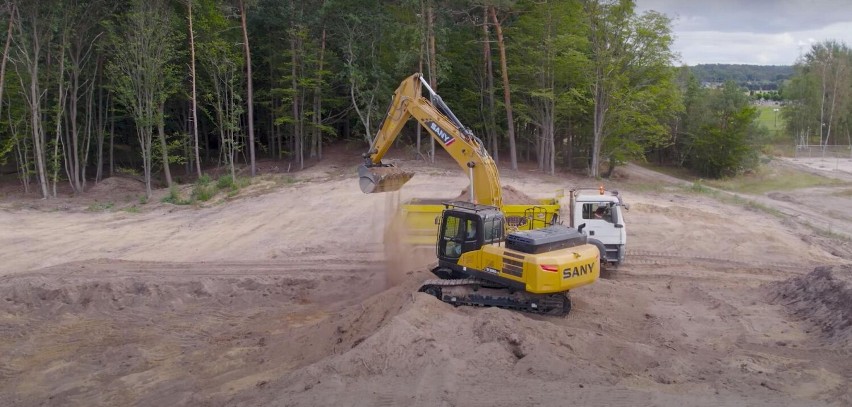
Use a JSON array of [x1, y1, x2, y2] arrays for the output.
[[418, 278, 571, 316]]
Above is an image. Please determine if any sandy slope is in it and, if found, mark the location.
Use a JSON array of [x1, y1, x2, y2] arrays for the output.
[[0, 156, 850, 406]]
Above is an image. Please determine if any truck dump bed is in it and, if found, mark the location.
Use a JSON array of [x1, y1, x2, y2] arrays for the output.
[[392, 197, 561, 247]]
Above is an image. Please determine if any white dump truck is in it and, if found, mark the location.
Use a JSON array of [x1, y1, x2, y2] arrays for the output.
[[569, 187, 628, 266]]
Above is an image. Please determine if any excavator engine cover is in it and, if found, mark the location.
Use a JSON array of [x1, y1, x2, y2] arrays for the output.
[[505, 225, 587, 254], [358, 164, 415, 194]]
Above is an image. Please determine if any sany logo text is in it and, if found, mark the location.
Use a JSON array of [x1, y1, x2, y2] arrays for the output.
[[427, 121, 455, 146]]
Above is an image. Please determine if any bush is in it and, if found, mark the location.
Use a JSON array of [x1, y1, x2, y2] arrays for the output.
[[192, 183, 216, 202], [216, 175, 234, 190], [162, 186, 190, 205]]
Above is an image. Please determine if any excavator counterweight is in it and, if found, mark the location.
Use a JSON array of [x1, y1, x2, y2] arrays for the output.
[[358, 164, 414, 194]]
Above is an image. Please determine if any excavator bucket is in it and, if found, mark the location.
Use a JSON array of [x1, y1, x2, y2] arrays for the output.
[[358, 164, 414, 194]]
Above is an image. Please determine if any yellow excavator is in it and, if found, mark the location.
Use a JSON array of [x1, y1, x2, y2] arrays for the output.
[[358, 74, 599, 315]]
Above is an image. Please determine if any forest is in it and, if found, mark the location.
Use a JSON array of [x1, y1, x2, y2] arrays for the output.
[[0, 0, 848, 199], [690, 64, 793, 90]]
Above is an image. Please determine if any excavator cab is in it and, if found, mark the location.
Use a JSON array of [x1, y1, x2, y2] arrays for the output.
[[436, 202, 504, 264]]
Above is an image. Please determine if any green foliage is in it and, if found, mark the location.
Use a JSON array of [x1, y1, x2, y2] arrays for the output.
[[117, 167, 142, 177], [104, 0, 182, 197], [162, 186, 190, 205], [191, 182, 217, 202], [3, 0, 769, 194], [676, 79, 765, 178], [584, 1, 681, 176], [216, 175, 235, 190], [783, 41, 852, 147], [690, 179, 709, 193], [690, 64, 793, 90], [159, 173, 252, 206], [87, 202, 115, 212]]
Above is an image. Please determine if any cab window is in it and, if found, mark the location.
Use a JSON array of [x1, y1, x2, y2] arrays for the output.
[[442, 216, 462, 258], [483, 217, 504, 243], [582, 203, 612, 223]]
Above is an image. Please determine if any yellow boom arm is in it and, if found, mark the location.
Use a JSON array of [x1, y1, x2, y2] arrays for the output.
[[360, 74, 503, 207]]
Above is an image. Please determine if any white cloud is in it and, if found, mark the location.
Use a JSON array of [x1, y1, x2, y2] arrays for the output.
[[637, 0, 852, 65]]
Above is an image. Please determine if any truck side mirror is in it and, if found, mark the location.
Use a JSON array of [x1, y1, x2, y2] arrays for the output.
[[578, 223, 586, 234]]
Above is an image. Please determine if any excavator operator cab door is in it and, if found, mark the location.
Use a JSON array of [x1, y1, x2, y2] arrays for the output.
[[437, 210, 484, 263]]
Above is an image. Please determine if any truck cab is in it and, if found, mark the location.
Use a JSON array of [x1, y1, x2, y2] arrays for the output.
[[571, 189, 627, 265]]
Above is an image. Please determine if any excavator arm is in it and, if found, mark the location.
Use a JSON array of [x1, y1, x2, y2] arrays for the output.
[[358, 74, 503, 207]]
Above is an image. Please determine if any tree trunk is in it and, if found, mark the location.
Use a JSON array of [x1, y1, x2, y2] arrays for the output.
[[82, 70, 95, 190], [96, 63, 106, 182], [109, 107, 114, 177], [311, 27, 325, 160], [68, 45, 82, 193], [427, 1, 437, 162], [158, 102, 172, 187], [238, 0, 256, 176], [54, 34, 68, 197], [188, 0, 202, 177], [415, 1, 427, 156], [290, 15, 302, 170], [590, 75, 607, 178], [489, 6, 517, 170], [20, 16, 50, 198], [0, 3, 13, 120], [482, 7, 497, 163]]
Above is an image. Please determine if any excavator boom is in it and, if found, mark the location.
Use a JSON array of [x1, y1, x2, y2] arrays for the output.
[[358, 74, 503, 207]]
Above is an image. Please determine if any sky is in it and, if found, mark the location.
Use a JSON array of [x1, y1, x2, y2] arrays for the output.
[[635, 0, 852, 66]]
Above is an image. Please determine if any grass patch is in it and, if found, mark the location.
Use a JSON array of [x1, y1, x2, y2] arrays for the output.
[[191, 184, 216, 202], [690, 179, 711, 194], [704, 164, 843, 194], [635, 162, 700, 182], [627, 182, 670, 193], [86, 202, 114, 212], [755, 105, 788, 143], [123, 205, 140, 213], [216, 175, 235, 190], [755, 105, 783, 132], [159, 174, 254, 205], [267, 174, 300, 187], [216, 175, 251, 192], [162, 186, 192, 205], [189, 174, 215, 202]]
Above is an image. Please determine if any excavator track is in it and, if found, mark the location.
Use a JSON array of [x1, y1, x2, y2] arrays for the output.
[[418, 278, 571, 316]]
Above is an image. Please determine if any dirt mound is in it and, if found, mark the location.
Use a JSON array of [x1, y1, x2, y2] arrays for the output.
[[767, 265, 852, 346], [453, 184, 538, 204], [86, 177, 146, 197], [0, 274, 316, 314]]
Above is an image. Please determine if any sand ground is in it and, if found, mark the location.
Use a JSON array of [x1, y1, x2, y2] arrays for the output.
[[0, 151, 850, 406]]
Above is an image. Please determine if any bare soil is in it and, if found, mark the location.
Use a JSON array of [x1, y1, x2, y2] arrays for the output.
[[1, 150, 850, 406], [453, 184, 538, 204]]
